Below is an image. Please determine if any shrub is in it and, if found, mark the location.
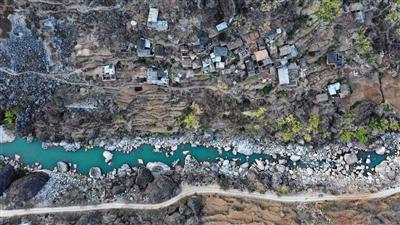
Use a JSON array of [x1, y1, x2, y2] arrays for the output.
[[283, 131, 294, 142], [354, 128, 368, 143], [113, 114, 125, 125], [182, 113, 200, 130], [315, 0, 342, 22], [340, 132, 353, 142], [4, 111, 16, 125], [385, 11, 400, 21], [243, 107, 266, 118], [309, 114, 320, 131], [354, 29, 377, 63], [259, 84, 274, 96], [277, 186, 289, 196]]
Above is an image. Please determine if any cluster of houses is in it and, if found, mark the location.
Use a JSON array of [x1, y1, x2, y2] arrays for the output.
[[100, 6, 354, 101], [174, 25, 305, 87]]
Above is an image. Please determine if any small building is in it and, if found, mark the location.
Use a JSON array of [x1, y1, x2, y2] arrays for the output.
[[315, 93, 329, 103], [279, 45, 293, 57], [236, 47, 251, 61], [277, 66, 290, 85], [214, 47, 228, 57], [181, 56, 192, 68], [328, 82, 341, 96], [216, 22, 228, 32], [257, 39, 266, 50], [154, 44, 166, 58], [137, 38, 152, 57], [147, 67, 169, 86], [147, 8, 168, 31], [147, 8, 159, 24], [349, 2, 363, 12], [327, 51, 344, 68], [197, 30, 209, 46], [227, 38, 243, 51], [103, 64, 116, 81], [254, 50, 269, 62]]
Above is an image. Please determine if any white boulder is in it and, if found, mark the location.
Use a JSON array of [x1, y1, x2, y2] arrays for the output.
[[375, 147, 386, 155], [290, 155, 301, 162], [103, 151, 113, 163]]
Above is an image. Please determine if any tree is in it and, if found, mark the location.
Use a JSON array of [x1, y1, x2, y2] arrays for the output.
[[315, 0, 342, 23], [4, 111, 16, 125]]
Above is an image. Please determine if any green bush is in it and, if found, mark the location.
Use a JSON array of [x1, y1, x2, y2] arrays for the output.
[[277, 186, 289, 196], [354, 29, 376, 63], [259, 84, 274, 96], [354, 128, 368, 143], [315, 0, 342, 22], [4, 111, 16, 125], [340, 132, 353, 142]]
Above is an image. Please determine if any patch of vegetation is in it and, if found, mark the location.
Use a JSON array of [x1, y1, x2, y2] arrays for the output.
[[251, 125, 261, 136], [259, 84, 274, 96], [383, 102, 393, 111], [283, 131, 294, 142], [385, 10, 400, 21], [354, 29, 377, 63], [277, 90, 287, 97], [243, 107, 266, 118], [308, 114, 320, 132], [180, 113, 200, 130], [315, 0, 342, 22], [277, 186, 289, 196], [340, 131, 353, 142], [3, 111, 16, 125], [354, 128, 369, 143], [112, 114, 125, 125]]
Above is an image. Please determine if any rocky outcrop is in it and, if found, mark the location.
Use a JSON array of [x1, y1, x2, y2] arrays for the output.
[[135, 167, 154, 190], [0, 125, 16, 143], [6, 172, 49, 205], [146, 162, 171, 175], [0, 165, 17, 195], [145, 175, 179, 203]]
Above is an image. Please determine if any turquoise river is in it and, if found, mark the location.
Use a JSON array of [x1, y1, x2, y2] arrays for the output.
[[0, 138, 389, 175]]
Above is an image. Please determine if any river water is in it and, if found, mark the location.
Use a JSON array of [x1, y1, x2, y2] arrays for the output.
[[0, 138, 389, 175]]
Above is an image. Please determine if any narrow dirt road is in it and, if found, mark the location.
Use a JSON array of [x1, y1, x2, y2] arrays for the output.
[[1, 185, 399, 217]]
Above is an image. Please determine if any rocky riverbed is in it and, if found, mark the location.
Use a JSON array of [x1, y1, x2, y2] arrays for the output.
[[1, 132, 400, 210]]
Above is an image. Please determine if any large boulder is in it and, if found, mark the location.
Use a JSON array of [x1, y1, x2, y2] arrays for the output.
[[89, 167, 102, 179], [6, 172, 49, 204], [0, 165, 17, 195], [145, 175, 179, 203], [135, 167, 154, 190], [56, 161, 69, 172], [344, 153, 358, 165]]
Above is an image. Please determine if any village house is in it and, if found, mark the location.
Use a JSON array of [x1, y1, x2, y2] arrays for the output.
[[216, 21, 228, 32], [137, 38, 153, 57], [327, 51, 345, 68], [227, 38, 243, 51], [153, 44, 166, 59], [147, 7, 168, 31], [103, 64, 116, 81], [147, 67, 169, 86]]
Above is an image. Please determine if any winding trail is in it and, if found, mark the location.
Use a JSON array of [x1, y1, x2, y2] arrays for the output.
[[1, 184, 400, 217]]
